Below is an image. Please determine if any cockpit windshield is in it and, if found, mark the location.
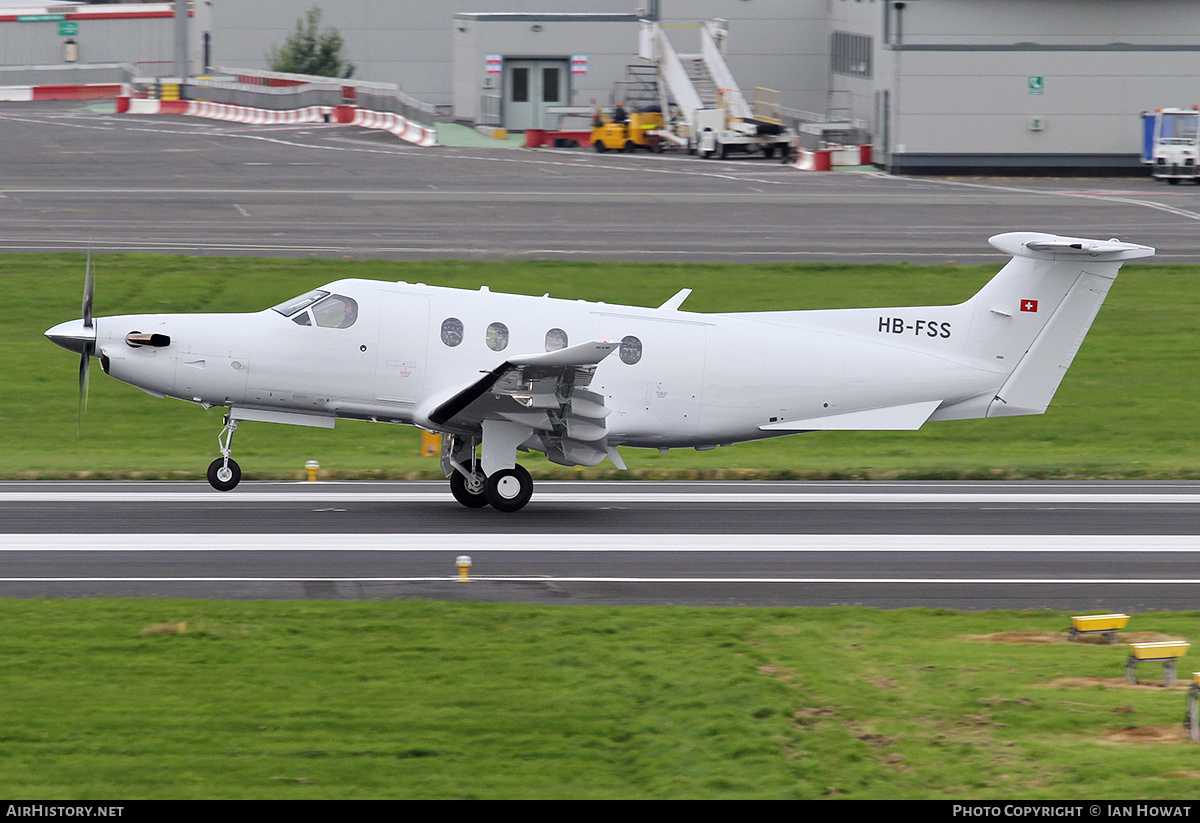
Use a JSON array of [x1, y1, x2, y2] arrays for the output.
[[271, 290, 358, 329], [272, 290, 329, 317], [312, 295, 358, 329]]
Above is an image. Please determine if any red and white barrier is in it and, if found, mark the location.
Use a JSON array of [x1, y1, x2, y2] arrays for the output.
[[120, 97, 438, 147], [793, 149, 832, 171], [346, 107, 437, 148], [0, 83, 128, 102], [792, 144, 873, 171]]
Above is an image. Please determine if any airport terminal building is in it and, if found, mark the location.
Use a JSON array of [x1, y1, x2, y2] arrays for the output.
[[3, 0, 1199, 173]]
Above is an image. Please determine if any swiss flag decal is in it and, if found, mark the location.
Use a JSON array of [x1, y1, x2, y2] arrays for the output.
[[1021, 299, 1039, 313]]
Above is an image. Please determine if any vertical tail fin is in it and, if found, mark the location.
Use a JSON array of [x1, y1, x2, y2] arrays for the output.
[[961, 232, 1154, 418]]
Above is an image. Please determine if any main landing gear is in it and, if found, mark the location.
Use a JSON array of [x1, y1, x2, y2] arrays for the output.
[[207, 414, 241, 491], [443, 434, 534, 513]]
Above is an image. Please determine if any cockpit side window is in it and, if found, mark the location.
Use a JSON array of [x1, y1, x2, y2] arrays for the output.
[[312, 295, 359, 329], [272, 289, 329, 317]]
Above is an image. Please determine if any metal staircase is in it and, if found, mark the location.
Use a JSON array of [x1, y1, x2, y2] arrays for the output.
[[613, 63, 660, 109], [680, 56, 718, 108]]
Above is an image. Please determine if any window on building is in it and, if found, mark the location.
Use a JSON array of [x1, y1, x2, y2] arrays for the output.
[[512, 67, 528, 103], [542, 67, 560, 103], [831, 31, 872, 79]]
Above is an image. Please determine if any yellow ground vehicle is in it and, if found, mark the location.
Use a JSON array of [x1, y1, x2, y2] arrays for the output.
[[591, 107, 664, 152]]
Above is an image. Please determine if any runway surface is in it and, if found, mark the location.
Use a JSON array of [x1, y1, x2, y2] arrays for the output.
[[3, 481, 1198, 610], [3, 101, 1200, 263]]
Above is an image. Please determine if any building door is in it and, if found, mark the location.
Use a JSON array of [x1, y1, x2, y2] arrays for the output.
[[504, 59, 568, 131]]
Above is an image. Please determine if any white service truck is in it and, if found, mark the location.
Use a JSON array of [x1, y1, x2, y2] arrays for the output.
[[1144, 108, 1200, 184]]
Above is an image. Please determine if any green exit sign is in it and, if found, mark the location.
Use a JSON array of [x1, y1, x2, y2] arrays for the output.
[[59, 22, 78, 36]]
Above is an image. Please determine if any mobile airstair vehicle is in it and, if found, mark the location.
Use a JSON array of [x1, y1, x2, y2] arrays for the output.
[[636, 19, 795, 161]]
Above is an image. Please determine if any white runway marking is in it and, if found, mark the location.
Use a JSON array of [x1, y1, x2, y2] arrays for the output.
[[2, 533, 1197, 552], [2, 491, 1199, 505]]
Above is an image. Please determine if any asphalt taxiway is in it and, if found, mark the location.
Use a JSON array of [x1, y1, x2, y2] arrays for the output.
[[3, 101, 1200, 263]]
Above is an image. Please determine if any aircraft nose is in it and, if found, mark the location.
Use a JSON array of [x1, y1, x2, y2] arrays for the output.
[[45, 319, 97, 355]]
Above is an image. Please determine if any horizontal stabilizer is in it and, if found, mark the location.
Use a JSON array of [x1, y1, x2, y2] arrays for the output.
[[990, 233, 1155, 261], [760, 400, 942, 431]]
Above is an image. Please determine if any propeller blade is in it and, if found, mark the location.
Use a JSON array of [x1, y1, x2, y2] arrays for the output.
[[82, 248, 94, 329], [77, 250, 95, 434], [77, 346, 91, 435]]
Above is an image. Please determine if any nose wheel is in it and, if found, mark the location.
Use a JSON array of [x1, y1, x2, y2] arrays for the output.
[[207, 414, 242, 491], [207, 457, 242, 492]]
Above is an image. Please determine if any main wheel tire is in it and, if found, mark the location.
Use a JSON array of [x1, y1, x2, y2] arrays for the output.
[[207, 457, 241, 491], [484, 464, 533, 513], [594, 140, 607, 153], [450, 462, 489, 508]]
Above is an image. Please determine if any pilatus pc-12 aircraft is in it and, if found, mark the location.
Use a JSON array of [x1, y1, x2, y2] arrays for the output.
[[46, 232, 1153, 511]]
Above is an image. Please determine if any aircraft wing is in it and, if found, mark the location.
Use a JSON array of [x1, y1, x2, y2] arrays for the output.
[[427, 340, 625, 469]]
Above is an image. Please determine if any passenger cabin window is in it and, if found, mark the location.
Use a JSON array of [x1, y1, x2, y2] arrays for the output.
[[545, 328, 568, 352], [441, 317, 464, 347], [620, 335, 642, 365], [486, 322, 509, 352]]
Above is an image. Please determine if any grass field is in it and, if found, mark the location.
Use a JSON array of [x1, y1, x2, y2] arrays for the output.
[[5, 252, 1198, 480], [1, 600, 1198, 800]]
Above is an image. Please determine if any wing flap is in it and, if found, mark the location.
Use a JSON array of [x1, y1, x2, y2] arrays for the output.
[[426, 340, 623, 469]]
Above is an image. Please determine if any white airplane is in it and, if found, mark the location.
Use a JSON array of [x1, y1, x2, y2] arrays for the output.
[[45, 232, 1153, 512]]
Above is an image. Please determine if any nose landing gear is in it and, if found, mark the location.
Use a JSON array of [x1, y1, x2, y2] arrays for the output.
[[207, 414, 241, 491]]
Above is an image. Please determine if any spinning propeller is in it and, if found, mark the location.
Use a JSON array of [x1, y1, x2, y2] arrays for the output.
[[44, 251, 99, 433], [78, 251, 94, 427]]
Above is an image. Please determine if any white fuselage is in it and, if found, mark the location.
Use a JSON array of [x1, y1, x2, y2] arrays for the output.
[[90, 278, 1005, 450]]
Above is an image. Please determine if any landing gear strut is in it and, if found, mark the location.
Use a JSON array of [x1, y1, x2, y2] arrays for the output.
[[207, 414, 241, 491]]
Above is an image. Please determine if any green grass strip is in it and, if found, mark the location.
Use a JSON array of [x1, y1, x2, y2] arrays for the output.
[[6, 253, 1198, 479], [0, 600, 1197, 799]]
